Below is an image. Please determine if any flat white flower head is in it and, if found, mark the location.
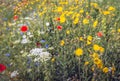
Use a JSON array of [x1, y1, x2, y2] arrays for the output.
[[29, 48, 51, 62], [46, 22, 50, 26], [27, 32, 31, 36], [21, 38, 29, 44], [22, 35, 26, 39], [10, 71, 19, 78]]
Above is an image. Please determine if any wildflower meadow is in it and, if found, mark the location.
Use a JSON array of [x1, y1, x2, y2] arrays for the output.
[[0, 0, 120, 81]]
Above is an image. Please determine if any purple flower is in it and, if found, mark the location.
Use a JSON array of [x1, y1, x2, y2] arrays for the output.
[[40, 40, 46, 43], [5, 53, 10, 57]]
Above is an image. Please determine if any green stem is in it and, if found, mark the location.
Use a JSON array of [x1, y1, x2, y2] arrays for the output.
[[78, 57, 81, 80]]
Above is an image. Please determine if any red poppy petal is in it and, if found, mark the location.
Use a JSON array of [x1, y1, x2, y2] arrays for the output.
[[97, 32, 103, 37], [0, 64, 6, 72], [20, 25, 28, 32], [13, 15, 18, 20], [57, 26, 62, 30]]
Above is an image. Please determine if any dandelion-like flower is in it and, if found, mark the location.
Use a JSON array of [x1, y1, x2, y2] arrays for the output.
[[75, 48, 83, 57]]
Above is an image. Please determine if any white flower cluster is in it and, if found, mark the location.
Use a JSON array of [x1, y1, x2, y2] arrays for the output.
[[10, 70, 19, 78], [21, 32, 33, 44], [28, 48, 51, 62]]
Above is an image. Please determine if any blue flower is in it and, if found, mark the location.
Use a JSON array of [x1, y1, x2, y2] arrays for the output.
[[5, 53, 10, 57], [20, 32, 24, 35], [45, 44, 49, 48], [27, 57, 31, 64], [2, 18, 8, 21], [7, 64, 11, 67], [34, 62, 40, 67], [6, 27, 10, 31], [40, 40, 46, 43]]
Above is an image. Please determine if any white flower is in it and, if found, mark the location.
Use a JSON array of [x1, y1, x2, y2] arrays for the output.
[[21, 38, 29, 44], [109, 67, 112, 72], [46, 22, 50, 26], [27, 32, 31, 35], [10, 71, 19, 78], [38, 31, 45, 35], [27, 32, 33, 38], [24, 17, 33, 20], [20, 50, 24, 53], [28, 48, 51, 62], [48, 47, 54, 50], [22, 35, 26, 38], [95, 36, 101, 40], [30, 48, 45, 55], [21, 17, 33, 20]]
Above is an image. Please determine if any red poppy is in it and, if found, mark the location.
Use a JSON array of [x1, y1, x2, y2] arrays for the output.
[[0, 64, 6, 73], [20, 25, 28, 32], [56, 17, 60, 21], [57, 25, 62, 30], [97, 32, 103, 37], [13, 15, 18, 21]]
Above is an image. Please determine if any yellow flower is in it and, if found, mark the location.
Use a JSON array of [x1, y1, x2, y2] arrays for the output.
[[66, 30, 70, 35], [108, 6, 115, 11], [59, 1, 68, 5], [79, 37, 83, 41], [103, 11, 110, 15], [66, 11, 73, 16], [75, 48, 83, 57], [57, 7, 63, 12], [93, 44, 100, 51], [92, 53, 99, 58], [93, 20, 98, 28], [73, 17, 79, 24], [75, 0, 79, 3], [83, 18, 89, 25], [79, 9, 84, 14], [87, 40, 91, 45], [72, 13, 77, 19], [84, 61, 89, 66], [87, 36, 92, 41], [111, 29, 115, 33], [99, 47, 104, 53], [60, 40, 65, 46], [103, 67, 109, 73], [51, 58, 55, 62], [86, 12, 89, 15], [91, 3, 98, 8], [97, 62, 103, 69], [60, 16, 66, 23], [92, 67, 95, 71], [118, 28, 120, 33], [93, 58, 101, 65], [76, 13, 80, 17]]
